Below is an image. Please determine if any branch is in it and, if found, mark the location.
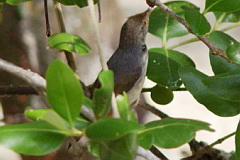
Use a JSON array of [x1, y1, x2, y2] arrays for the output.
[[0, 85, 37, 96], [150, 145, 169, 160], [146, 0, 239, 64], [188, 132, 236, 159], [54, 2, 77, 72], [137, 147, 164, 160], [0, 58, 46, 90], [87, 0, 119, 118], [142, 87, 187, 92], [138, 102, 169, 119]]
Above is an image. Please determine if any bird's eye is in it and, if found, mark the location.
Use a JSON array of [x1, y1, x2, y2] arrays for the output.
[[142, 44, 147, 51]]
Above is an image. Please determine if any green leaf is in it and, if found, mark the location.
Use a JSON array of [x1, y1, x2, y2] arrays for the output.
[[185, 10, 211, 36], [93, 71, 114, 118], [151, 85, 174, 105], [226, 43, 240, 63], [55, 0, 99, 8], [209, 31, 240, 74], [0, 122, 66, 155], [84, 97, 93, 109], [1, 0, 31, 5], [138, 118, 214, 149], [25, 109, 69, 131], [214, 11, 240, 23], [147, 48, 195, 89], [74, 116, 90, 130], [205, 0, 240, 13], [179, 66, 240, 117], [46, 60, 84, 127], [148, 1, 197, 41], [99, 134, 138, 160], [85, 118, 143, 141], [116, 92, 131, 121], [203, 70, 240, 102], [48, 33, 91, 55], [236, 121, 240, 160]]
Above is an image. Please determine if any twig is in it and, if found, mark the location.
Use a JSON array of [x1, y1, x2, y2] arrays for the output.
[[44, 0, 51, 37], [142, 87, 187, 92], [87, 0, 108, 71], [138, 102, 169, 119], [146, 0, 234, 61], [0, 85, 37, 96], [87, 0, 119, 118], [188, 132, 236, 159], [0, 58, 46, 90], [150, 145, 169, 160], [54, 2, 77, 72], [137, 147, 163, 160], [97, 2, 102, 23]]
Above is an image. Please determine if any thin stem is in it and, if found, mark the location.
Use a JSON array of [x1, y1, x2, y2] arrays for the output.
[[150, 145, 169, 160], [87, 0, 108, 71], [44, 0, 51, 37], [87, 0, 119, 118], [54, 2, 77, 72], [190, 131, 236, 159], [138, 102, 169, 119], [212, 13, 225, 31], [221, 22, 240, 32], [148, 0, 226, 56], [168, 37, 199, 50], [142, 87, 187, 92]]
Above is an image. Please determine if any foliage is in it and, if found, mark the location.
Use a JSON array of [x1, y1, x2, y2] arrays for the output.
[[0, 0, 239, 159]]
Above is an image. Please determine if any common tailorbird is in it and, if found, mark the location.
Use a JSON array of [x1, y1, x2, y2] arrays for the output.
[[93, 9, 151, 105]]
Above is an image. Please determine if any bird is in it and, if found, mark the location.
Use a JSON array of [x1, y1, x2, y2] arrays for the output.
[[91, 8, 151, 106], [107, 8, 151, 105]]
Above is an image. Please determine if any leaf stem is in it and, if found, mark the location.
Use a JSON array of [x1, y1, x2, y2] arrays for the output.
[[221, 22, 240, 32]]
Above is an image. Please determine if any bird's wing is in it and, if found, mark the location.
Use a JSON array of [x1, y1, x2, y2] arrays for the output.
[[113, 65, 142, 94]]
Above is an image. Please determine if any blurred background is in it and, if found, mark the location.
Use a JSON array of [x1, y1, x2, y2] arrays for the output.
[[0, 0, 239, 159]]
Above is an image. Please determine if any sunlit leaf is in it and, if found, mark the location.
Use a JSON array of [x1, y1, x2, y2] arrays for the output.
[[48, 33, 91, 55], [46, 60, 84, 127], [0, 122, 66, 155]]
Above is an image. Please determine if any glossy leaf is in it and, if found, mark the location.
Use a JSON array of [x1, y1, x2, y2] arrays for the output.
[[25, 109, 69, 131], [46, 60, 84, 127], [185, 10, 211, 36], [203, 70, 240, 102], [99, 134, 138, 160], [85, 118, 143, 141], [209, 31, 240, 74], [0, 122, 66, 155], [55, 0, 99, 8], [205, 0, 240, 13], [93, 71, 114, 118], [236, 121, 240, 160], [147, 48, 195, 89], [48, 33, 91, 55], [138, 118, 213, 149], [214, 11, 240, 23], [149, 1, 197, 41], [226, 43, 240, 63], [151, 85, 174, 105], [179, 66, 240, 117]]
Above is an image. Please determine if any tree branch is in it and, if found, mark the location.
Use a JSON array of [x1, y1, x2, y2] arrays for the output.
[[146, 0, 239, 64], [138, 102, 169, 119], [150, 145, 169, 160], [0, 58, 46, 90], [0, 85, 37, 96]]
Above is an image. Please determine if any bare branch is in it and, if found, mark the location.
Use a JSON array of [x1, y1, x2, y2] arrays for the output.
[[0, 85, 37, 96], [0, 58, 46, 89], [138, 102, 169, 119]]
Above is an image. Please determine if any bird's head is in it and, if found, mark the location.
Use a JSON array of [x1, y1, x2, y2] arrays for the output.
[[119, 8, 151, 46]]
